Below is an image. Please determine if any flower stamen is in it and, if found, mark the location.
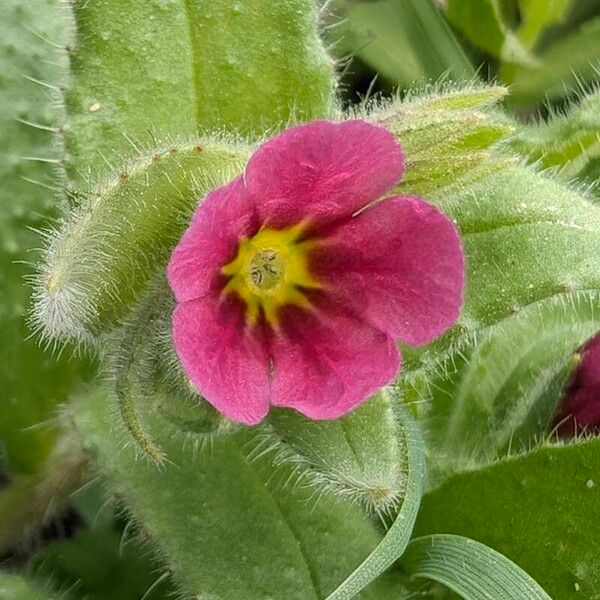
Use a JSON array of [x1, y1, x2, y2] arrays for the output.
[[221, 225, 319, 326], [248, 249, 284, 292]]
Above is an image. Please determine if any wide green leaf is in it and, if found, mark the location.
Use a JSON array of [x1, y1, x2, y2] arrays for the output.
[[414, 438, 600, 600], [63, 0, 334, 193], [72, 387, 406, 598], [0, 0, 89, 476]]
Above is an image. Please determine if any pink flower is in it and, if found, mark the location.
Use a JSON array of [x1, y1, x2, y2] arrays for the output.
[[167, 120, 465, 425], [554, 332, 600, 437]]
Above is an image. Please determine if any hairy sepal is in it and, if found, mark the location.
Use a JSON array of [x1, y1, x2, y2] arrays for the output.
[[33, 139, 250, 343]]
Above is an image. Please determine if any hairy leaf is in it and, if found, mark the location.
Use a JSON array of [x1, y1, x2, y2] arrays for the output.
[[0, 0, 88, 476], [511, 90, 600, 184], [72, 387, 408, 598], [63, 0, 334, 192], [34, 140, 249, 341], [268, 390, 407, 514], [401, 165, 600, 477]]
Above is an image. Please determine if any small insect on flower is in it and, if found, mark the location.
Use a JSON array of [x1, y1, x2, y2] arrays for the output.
[[554, 332, 600, 437], [167, 120, 465, 425]]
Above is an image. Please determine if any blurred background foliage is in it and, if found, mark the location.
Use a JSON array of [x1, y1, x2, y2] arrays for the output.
[[1, 0, 600, 598], [326, 0, 600, 115]]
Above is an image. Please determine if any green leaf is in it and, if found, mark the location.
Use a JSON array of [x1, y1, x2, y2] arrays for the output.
[[517, 0, 572, 48], [0, 573, 61, 600], [324, 0, 474, 88], [33, 139, 249, 341], [268, 390, 407, 513], [325, 404, 426, 600], [371, 84, 514, 195], [447, 0, 532, 64], [511, 90, 600, 183], [71, 387, 405, 599], [413, 438, 600, 600], [431, 167, 600, 331], [401, 164, 600, 478], [402, 534, 551, 599], [0, 0, 90, 476], [63, 0, 334, 192], [508, 16, 600, 106], [32, 527, 175, 600], [403, 291, 600, 478], [447, 0, 505, 56]]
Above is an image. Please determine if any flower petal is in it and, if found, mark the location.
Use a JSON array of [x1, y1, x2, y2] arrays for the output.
[[311, 196, 465, 346], [172, 293, 270, 425], [270, 297, 400, 419], [167, 176, 257, 303], [556, 389, 600, 437], [244, 120, 404, 229], [555, 333, 600, 436]]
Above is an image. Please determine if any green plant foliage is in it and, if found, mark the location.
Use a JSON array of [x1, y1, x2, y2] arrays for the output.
[[325, 403, 425, 599], [517, 0, 572, 48], [0, 429, 85, 553], [32, 527, 174, 600], [0, 574, 59, 600], [7, 0, 599, 590], [413, 438, 600, 600], [370, 84, 514, 194], [403, 291, 600, 479], [323, 0, 474, 89], [446, 0, 532, 65], [63, 0, 334, 193], [34, 140, 249, 341], [508, 16, 600, 105], [511, 89, 600, 185], [0, 0, 88, 477], [268, 391, 407, 514], [71, 387, 408, 599], [435, 168, 600, 329], [0, 0, 91, 554], [400, 164, 600, 478], [402, 534, 552, 599]]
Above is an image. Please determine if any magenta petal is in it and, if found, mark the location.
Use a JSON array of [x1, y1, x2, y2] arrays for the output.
[[244, 120, 404, 229], [167, 177, 257, 303], [557, 389, 600, 436], [312, 196, 465, 346], [270, 299, 400, 419], [555, 333, 600, 437], [172, 294, 270, 425], [572, 333, 600, 388]]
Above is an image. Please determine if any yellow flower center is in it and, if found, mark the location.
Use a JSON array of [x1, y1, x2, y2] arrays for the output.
[[221, 225, 320, 326]]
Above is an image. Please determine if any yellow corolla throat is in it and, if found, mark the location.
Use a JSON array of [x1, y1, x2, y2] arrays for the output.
[[221, 225, 321, 326]]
